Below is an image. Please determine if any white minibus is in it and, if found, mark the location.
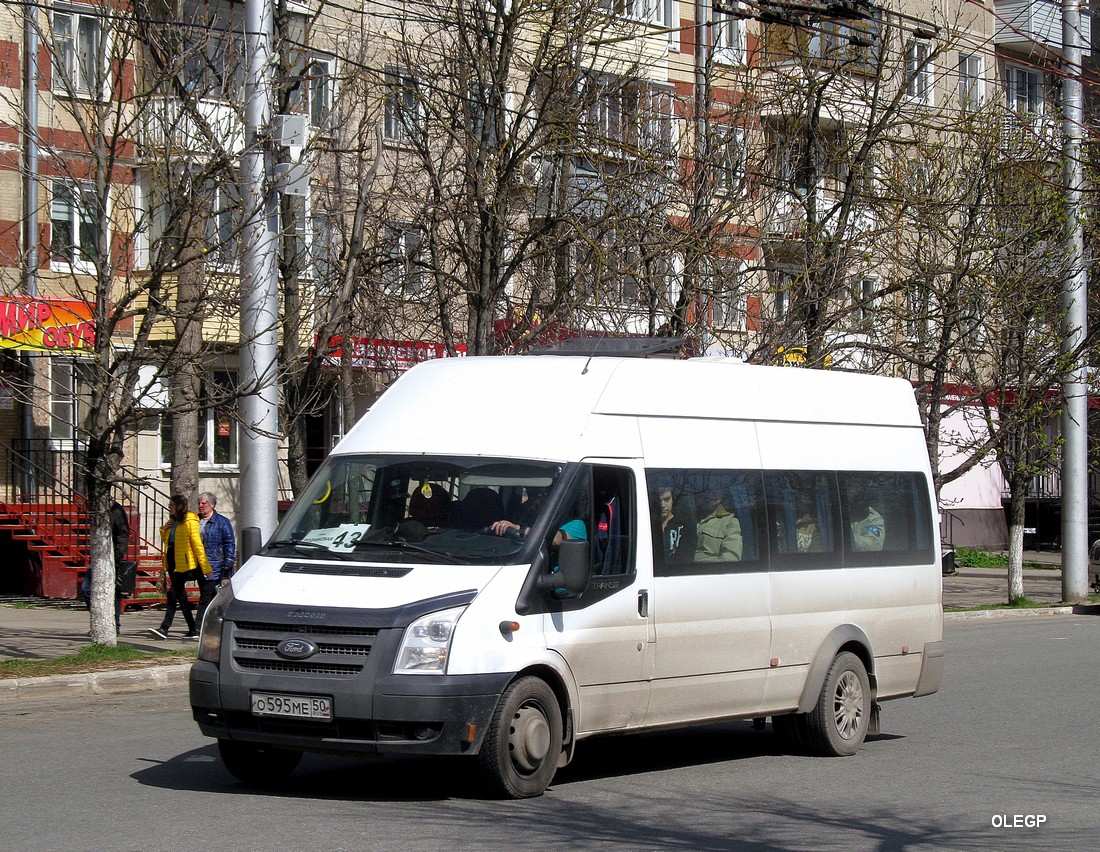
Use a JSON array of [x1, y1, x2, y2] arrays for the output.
[[190, 354, 944, 798]]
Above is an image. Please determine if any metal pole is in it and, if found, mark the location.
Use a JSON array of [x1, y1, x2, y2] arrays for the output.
[[1060, 0, 1089, 601], [239, 0, 280, 540], [22, 3, 39, 496]]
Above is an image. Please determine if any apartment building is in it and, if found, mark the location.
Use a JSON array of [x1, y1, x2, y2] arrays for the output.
[[0, 1, 1093, 599]]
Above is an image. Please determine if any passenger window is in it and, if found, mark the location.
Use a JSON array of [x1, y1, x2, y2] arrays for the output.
[[840, 471, 934, 565], [765, 471, 839, 567], [647, 469, 765, 574]]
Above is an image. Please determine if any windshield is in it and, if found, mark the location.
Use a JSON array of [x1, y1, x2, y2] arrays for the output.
[[266, 455, 567, 564]]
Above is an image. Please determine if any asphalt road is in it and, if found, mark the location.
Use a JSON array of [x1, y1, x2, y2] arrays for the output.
[[2, 615, 1098, 852]]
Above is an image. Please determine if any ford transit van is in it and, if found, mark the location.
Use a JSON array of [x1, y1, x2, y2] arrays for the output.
[[190, 355, 944, 798]]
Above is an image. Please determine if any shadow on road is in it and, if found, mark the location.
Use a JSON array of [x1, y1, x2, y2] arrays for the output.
[[132, 719, 907, 803]]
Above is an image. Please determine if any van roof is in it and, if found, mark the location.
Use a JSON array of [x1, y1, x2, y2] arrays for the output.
[[338, 356, 922, 461]]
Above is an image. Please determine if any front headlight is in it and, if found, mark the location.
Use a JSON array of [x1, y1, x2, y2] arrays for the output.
[[394, 605, 466, 675], [197, 583, 233, 663]]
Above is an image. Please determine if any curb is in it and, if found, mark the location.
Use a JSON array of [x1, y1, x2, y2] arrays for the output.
[[0, 663, 191, 706], [944, 604, 1100, 621]]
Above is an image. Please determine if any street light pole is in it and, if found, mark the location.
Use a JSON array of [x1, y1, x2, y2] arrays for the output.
[[239, 0, 281, 540], [1060, 0, 1089, 601]]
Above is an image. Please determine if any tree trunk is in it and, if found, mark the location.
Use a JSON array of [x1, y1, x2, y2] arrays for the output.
[[1006, 484, 1027, 602], [86, 483, 118, 645], [171, 183, 209, 500], [83, 442, 123, 646]]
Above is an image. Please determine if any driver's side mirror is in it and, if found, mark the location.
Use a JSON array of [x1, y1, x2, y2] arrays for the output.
[[538, 539, 591, 596]]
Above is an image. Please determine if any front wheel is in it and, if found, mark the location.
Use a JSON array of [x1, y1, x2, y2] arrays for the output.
[[478, 676, 562, 799], [217, 739, 302, 786], [804, 651, 871, 756]]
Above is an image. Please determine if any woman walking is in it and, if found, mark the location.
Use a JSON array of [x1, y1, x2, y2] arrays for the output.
[[148, 494, 212, 640]]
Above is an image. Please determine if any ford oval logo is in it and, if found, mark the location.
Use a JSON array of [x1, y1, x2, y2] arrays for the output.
[[276, 638, 319, 660]]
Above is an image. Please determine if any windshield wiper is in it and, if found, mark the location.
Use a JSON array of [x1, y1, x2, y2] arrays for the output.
[[352, 539, 463, 564], [263, 539, 355, 559]]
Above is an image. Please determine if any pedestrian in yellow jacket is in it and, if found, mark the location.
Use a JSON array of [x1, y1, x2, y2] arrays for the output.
[[148, 494, 212, 641]]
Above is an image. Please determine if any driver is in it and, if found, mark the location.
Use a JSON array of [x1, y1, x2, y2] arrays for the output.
[[490, 517, 586, 547]]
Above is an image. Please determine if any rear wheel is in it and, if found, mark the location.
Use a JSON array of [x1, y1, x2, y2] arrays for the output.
[[804, 651, 871, 756], [478, 676, 562, 799], [217, 739, 302, 786]]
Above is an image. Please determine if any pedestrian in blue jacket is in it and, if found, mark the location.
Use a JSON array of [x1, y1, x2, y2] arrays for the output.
[[196, 492, 236, 630]]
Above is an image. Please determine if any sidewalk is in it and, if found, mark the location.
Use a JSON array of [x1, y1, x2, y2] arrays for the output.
[[1, 553, 1096, 704], [0, 600, 196, 704]]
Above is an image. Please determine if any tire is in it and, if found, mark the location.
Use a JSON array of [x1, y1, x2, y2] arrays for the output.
[[217, 739, 302, 786], [478, 676, 562, 799], [804, 651, 871, 757]]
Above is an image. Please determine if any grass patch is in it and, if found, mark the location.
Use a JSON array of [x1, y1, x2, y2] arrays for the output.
[[9, 602, 36, 610], [954, 547, 1007, 569], [952, 547, 1059, 571], [0, 644, 194, 680]]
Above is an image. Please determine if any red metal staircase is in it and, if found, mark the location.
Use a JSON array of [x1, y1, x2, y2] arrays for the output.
[[0, 500, 88, 598], [1, 441, 168, 601]]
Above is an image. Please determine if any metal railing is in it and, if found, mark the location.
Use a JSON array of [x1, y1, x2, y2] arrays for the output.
[[1, 440, 89, 562], [2, 439, 170, 564]]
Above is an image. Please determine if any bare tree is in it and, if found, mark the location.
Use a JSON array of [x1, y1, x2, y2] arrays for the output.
[[1, 2, 249, 643]]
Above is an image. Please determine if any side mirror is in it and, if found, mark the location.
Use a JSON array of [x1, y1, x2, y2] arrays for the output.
[[538, 539, 591, 596], [242, 526, 263, 563]]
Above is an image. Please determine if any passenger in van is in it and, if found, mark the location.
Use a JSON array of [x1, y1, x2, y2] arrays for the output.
[[658, 488, 696, 562], [796, 513, 823, 553], [695, 489, 742, 562], [850, 505, 886, 552]]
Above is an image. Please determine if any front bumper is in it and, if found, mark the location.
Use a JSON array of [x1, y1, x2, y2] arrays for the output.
[[191, 661, 513, 755]]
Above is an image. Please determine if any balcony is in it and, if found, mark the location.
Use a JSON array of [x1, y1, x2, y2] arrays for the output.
[[137, 96, 245, 160], [1000, 111, 1060, 157], [995, 0, 1092, 56]]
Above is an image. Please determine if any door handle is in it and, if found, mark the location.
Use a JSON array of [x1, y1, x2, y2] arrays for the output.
[[638, 589, 649, 618]]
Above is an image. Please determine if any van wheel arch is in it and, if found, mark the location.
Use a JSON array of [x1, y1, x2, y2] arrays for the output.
[[796, 625, 876, 715]]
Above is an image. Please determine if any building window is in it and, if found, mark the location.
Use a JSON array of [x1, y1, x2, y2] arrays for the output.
[[773, 271, 793, 319], [856, 276, 878, 321], [1005, 64, 1041, 116], [713, 12, 745, 66], [207, 179, 241, 268], [308, 58, 335, 128], [708, 257, 744, 329], [905, 40, 933, 103], [50, 182, 100, 270], [958, 52, 983, 112], [384, 68, 423, 142], [599, 0, 671, 24], [310, 210, 338, 286], [160, 371, 239, 466], [639, 86, 675, 157], [50, 358, 91, 446], [382, 223, 426, 296], [182, 23, 244, 100], [52, 7, 105, 98], [713, 125, 745, 196]]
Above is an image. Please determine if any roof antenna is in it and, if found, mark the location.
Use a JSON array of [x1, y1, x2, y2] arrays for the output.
[[582, 337, 605, 374]]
